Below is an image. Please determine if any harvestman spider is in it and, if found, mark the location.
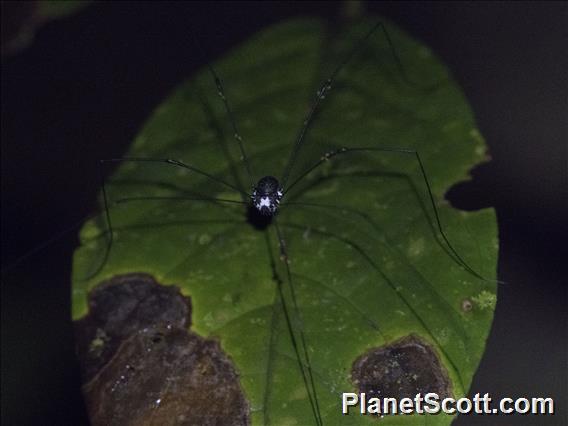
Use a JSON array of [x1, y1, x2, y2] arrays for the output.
[[82, 21, 494, 425]]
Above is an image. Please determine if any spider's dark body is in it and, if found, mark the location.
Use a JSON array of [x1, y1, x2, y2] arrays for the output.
[[251, 176, 283, 216]]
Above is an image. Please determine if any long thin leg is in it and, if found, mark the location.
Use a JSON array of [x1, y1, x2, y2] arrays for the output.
[[1, 211, 100, 275], [282, 194, 473, 285], [272, 219, 323, 426], [291, 272, 385, 337], [191, 37, 254, 187], [196, 87, 249, 197], [260, 231, 280, 425], [1, 196, 244, 278], [84, 196, 245, 282], [88, 157, 248, 280], [280, 200, 464, 320], [210, 68, 254, 188], [280, 22, 416, 188], [100, 158, 249, 197], [285, 169, 453, 260], [283, 146, 494, 283], [278, 220, 467, 393], [114, 195, 247, 206]]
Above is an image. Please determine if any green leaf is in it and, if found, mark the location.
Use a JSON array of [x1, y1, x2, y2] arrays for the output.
[[72, 18, 498, 425]]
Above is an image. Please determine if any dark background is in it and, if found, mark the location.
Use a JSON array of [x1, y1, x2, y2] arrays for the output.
[[1, 1, 566, 425]]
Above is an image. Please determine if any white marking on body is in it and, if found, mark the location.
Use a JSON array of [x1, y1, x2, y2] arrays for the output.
[[259, 197, 271, 208]]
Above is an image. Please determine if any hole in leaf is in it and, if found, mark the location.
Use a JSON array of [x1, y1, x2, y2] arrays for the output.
[[446, 162, 496, 212]]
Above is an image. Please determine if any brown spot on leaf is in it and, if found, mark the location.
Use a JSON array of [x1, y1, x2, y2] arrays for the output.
[[75, 273, 250, 426], [352, 335, 452, 400], [75, 273, 192, 382]]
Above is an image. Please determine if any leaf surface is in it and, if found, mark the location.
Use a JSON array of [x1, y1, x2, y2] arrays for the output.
[[73, 18, 498, 425]]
